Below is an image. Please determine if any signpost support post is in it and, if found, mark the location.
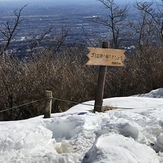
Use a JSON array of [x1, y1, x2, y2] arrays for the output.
[[94, 42, 109, 112], [86, 41, 126, 113]]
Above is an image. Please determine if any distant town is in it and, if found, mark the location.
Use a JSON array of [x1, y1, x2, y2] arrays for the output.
[[0, 1, 146, 56]]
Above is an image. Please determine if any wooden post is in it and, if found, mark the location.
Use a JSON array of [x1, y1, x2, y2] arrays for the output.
[[44, 90, 52, 118], [94, 42, 109, 112]]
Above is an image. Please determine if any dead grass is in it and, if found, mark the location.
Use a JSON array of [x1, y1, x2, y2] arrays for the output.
[[102, 106, 118, 112]]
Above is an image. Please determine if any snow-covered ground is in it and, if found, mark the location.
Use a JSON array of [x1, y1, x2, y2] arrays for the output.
[[1, 89, 163, 163]]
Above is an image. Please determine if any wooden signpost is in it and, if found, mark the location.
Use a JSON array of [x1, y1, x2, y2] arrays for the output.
[[86, 42, 126, 112], [86, 46, 126, 67]]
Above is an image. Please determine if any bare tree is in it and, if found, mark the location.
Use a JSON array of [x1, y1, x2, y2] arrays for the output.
[[93, 0, 129, 48], [0, 5, 27, 58], [131, 2, 155, 50], [134, 1, 163, 46]]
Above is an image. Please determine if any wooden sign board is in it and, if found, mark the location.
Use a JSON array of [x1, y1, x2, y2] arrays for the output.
[[86, 47, 126, 67]]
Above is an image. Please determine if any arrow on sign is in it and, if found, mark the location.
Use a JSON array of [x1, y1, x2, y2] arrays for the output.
[[86, 47, 126, 67]]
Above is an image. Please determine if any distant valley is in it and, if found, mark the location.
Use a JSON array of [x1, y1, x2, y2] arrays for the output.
[[0, 1, 139, 55]]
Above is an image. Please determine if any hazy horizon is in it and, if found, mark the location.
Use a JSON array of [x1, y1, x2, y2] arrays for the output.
[[0, 0, 134, 5], [0, 0, 135, 10], [0, 0, 159, 7]]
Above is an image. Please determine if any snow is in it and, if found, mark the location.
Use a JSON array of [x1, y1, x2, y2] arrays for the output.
[[1, 89, 163, 162], [83, 134, 159, 163], [136, 88, 163, 98]]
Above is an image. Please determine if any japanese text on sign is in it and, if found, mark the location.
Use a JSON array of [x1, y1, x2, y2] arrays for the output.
[[91, 52, 123, 61], [86, 47, 126, 67]]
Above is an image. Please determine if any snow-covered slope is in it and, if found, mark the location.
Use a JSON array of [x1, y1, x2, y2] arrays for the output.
[[1, 89, 163, 163], [136, 88, 163, 98]]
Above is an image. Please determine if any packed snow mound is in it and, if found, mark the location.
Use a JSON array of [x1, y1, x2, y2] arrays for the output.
[[0, 120, 52, 151], [135, 88, 163, 98], [0, 120, 58, 163], [83, 134, 159, 163]]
